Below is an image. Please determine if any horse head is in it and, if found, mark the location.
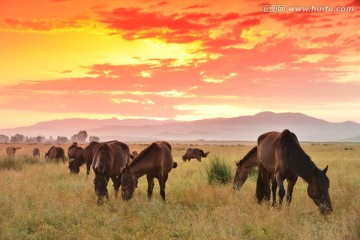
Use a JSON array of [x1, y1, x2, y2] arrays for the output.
[[120, 164, 138, 201], [307, 165, 332, 215], [233, 160, 249, 190], [68, 159, 80, 174]]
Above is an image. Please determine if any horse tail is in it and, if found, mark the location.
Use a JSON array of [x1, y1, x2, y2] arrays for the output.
[[256, 168, 265, 204], [173, 162, 178, 168]]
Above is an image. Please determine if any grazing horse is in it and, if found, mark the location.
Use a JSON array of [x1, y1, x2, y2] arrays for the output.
[[6, 146, 21, 156], [68, 142, 78, 159], [233, 146, 277, 205], [45, 146, 65, 163], [182, 148, 209, 162], [257, 130, 332, 214], [32, 148, 40, 158], [120, 141, 177, 201], [92, 141, 131, 204], [68, 141, 102, 175], [68, 146, 84, 174]]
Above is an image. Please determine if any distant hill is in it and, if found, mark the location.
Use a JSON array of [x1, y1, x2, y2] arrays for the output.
[[1, 112, 360, 142]]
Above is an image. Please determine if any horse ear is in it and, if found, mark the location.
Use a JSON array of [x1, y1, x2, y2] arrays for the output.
[[323, 165, 328, 174], [234, 161, 238, 165]]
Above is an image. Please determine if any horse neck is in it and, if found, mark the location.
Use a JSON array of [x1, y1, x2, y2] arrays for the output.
[[242, 147, 258, 168], [129, 151, 152, 178], [290, 150, 316, 183]]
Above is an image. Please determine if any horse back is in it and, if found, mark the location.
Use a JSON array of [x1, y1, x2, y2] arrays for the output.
[[257, 131, 280, 173]]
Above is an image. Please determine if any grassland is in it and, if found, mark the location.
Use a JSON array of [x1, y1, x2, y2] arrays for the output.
[[0, 142, 359, 240]]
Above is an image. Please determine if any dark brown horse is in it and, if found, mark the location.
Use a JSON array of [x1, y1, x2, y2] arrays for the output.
[[68, 141, 102, 175], [68, 146, 84, 174], [233, 146, 277, 205], [257, 130, 332, 214], [120, 141, 177, 201], [92, 141, 131, 204], [45, 146, 65, 163], [68, 142, 78, 159], [182, 148, 209, 162]]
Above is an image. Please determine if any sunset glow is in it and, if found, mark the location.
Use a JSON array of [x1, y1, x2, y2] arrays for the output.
[[1, 0, 360, 128]]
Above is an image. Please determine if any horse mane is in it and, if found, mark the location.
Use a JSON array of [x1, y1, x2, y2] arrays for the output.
[[277, 130, 316, 182], [129, 143, 157, 167], [238, 146, 257, 166]]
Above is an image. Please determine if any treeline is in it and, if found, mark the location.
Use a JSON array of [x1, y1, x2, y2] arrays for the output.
[[0, 131, 100, 144]]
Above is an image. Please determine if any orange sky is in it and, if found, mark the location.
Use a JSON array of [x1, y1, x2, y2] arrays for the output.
[[0, 0, 360, 128]]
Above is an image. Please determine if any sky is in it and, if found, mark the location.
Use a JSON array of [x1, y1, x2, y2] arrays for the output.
[[0, 0, 360, 128]]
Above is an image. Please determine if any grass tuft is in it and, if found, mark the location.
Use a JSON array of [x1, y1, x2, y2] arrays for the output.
[[206, 155, 232, 185]]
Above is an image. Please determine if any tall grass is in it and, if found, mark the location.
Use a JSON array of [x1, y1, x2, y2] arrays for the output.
[[206, 155, 232, 185], [0, 155, 40, 171], [0, 143, 359, 239]]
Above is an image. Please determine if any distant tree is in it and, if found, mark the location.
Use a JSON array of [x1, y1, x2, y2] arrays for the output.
[[89, 135, 100, 142], [57, 136, 68, 144], [0, 134, 9, 143], [71, 130, 88, 143], [10, 133, 25, 143], [36, 136, 45, 143]]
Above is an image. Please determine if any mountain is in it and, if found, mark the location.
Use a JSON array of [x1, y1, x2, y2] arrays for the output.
[[1, 112, 360, 142]]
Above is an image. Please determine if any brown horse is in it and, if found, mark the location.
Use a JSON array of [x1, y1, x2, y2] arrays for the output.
[[233, 146, 277, 205], [45, 146, 65, 163], [68, 142, 78, 159], [182, 148, 209, 162], [120, 141, 177, 201], [68, 146, 84, 174], [6, 146, 21, 156], [32, 148, 40, 158], [68, 141, 102, 175], [92, 141, 131, 204], [257, 130, 332, 214]]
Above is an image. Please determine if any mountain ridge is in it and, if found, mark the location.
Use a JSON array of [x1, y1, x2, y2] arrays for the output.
[[1, 112, 359, 142]]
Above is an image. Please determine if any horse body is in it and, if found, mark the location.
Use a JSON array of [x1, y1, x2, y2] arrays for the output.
[[182, 148, 209, 162], [68, 141, 103, 175], [45, 146, 65, 163], [92, 141, 131, 204], [68, 146, 84, 174], [257, 129, 332, 214], [121, 141, 177, 201], [68, 142, 78, 159], [32, 148, 40, 158], [6, 147, 20, 156]]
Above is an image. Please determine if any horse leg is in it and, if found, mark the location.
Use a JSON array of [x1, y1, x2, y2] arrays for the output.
[[147, 175, 154, 200], [86, 161, 91, 176], [286, 176, 298, 205], [276, 173, 285, 207], [111, 175, 121, 198], [256, 167, 265, 203], [158, 174, 167, 201], [271, 176, 277, 207], [94, 173, 109, 204]]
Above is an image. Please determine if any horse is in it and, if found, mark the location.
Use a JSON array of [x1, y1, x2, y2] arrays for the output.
[[257, 129, 332, 214], [68, 142, 78, 159], [68, 141, 102, 175], [182, 148, 209, 162], [32, 147, 40, 158], [233, 146, 277, 205], [45, 146, 65, 163], [92, 141, 131, 204], [120, 141, 177, 201], [6, 146, 21, 156], [68, 146, 84, 174]]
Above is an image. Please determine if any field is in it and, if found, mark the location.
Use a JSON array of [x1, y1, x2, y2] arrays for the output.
[[0, 142, 359, 240]]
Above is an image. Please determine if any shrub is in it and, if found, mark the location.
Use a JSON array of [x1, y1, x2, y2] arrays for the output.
[[206, 156, 232, 185]]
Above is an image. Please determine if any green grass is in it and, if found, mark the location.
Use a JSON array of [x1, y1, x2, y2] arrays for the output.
[[0, 143, 360, 240], [206, 156, 232, 185], [0, 155, 40, 171]]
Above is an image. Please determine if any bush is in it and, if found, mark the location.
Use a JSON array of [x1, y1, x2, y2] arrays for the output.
[[206, 156, 232, 185]]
